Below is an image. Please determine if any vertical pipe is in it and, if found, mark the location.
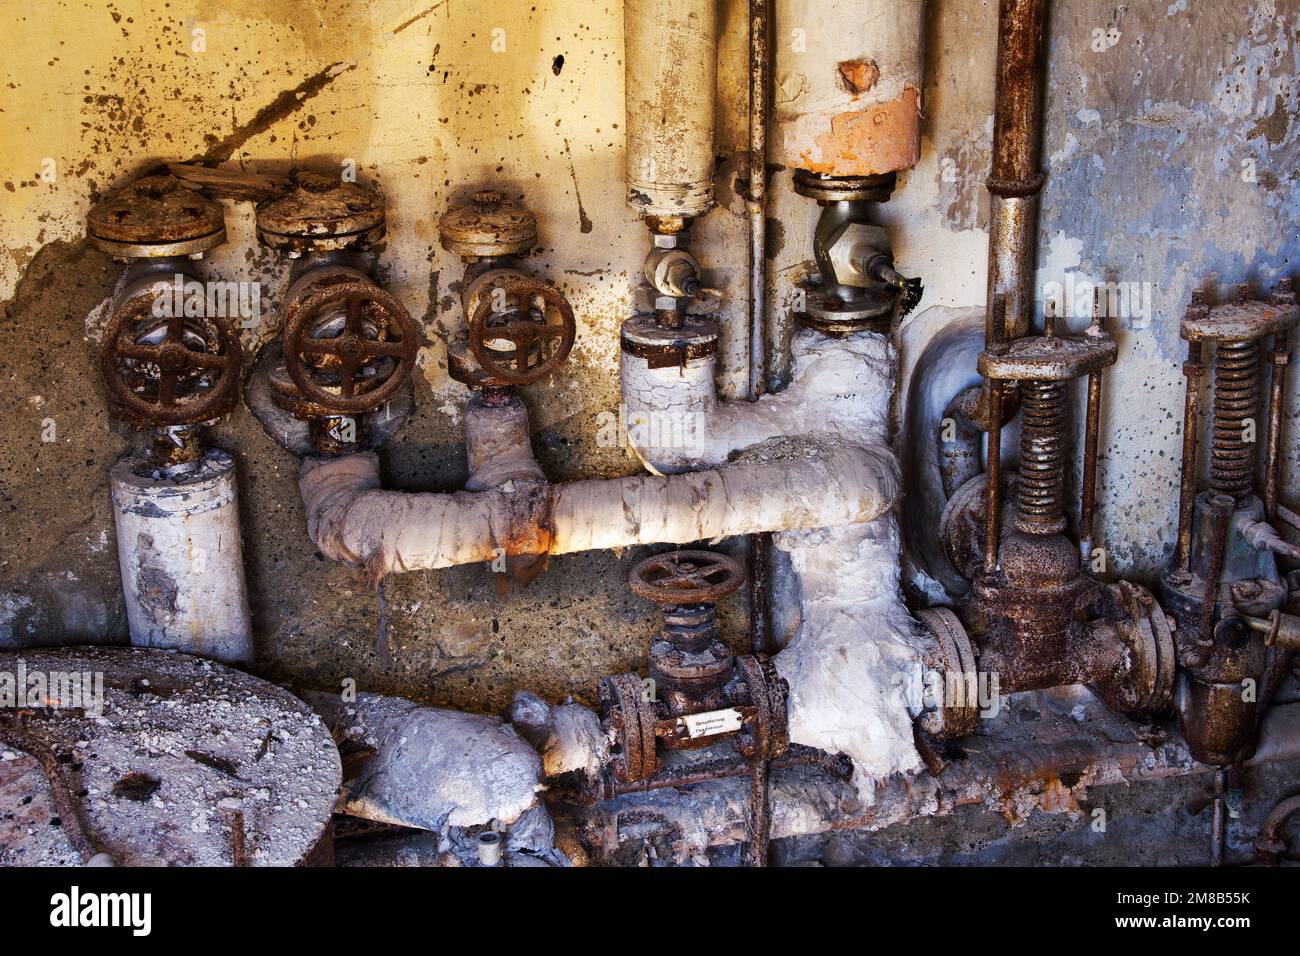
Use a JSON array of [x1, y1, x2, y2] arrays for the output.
[[983, 296, 1008, 575], [1176, 339, 1205, 571], [1265, 331, 1289, 522], [1080, 371, 1102, 560], [624, 0, 718, 218], [986, 0, 1048, 340]]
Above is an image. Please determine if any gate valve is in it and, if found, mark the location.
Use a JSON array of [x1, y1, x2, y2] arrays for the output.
[[440, 191, 576, 389], [598, 550, 789, 786]]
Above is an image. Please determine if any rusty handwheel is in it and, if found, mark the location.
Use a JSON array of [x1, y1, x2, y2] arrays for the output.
[[629, 550, 744, 605], [283, 278, 418, 415], [734, 654, 790, 760], [598, 672, 658, 783], [467, 272, 575, 386], [101, 294, 242, 427]]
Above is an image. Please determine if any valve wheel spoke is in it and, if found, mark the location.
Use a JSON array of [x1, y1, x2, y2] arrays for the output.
[[629, 550, 744, 604]]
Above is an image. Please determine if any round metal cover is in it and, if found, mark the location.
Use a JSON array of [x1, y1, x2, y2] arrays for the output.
[[439, 190, 538, 257], [255, 172, 386, 252], [0, 646, 339, 866], [87, 174, 226, 258]]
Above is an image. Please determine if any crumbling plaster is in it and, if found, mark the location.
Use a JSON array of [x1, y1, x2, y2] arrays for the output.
[[1, 0, 1298, 721]]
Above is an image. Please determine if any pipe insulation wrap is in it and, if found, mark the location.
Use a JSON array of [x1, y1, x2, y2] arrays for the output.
[[300, 439, 900, 578], [624, 0, 719, 217], [773, 0, 925, 176], [110, 449, 254, 665], [621, 328, 897, 473]]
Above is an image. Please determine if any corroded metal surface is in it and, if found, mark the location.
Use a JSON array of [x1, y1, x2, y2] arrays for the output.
[[977, 329, 1118, 381], [255, 172, 386, 253], [87, 174, 226, 258], [629, 550, 743, 604], [0, 646, 339, 866], [282, 273, 418, 415], [466, 270, 575, 385], [1179, 280, 1299, 343], [439, 190, 538, 258]]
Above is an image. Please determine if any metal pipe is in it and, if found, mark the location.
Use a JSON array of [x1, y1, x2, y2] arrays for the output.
[[1176, 338, 1205, 571], [983, 297, 1009, 574], [1265, 331, 1289, 521], [1080, 371, 1102, 558], [986, 0, 1048, 339]]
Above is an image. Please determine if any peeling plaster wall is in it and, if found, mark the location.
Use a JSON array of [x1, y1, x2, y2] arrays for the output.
[[1, 1, 1297, 723]]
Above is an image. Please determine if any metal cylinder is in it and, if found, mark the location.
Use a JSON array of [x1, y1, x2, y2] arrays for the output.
[[986, 0, 1048, 339], [1209, 339, 1261, 501], [624, 0, 718, 218], [110, 449, 254, 665], [772, 0, 925, 176]]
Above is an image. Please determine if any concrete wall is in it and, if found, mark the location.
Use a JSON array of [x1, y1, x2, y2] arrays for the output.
[[1, 1, 1297, 712]]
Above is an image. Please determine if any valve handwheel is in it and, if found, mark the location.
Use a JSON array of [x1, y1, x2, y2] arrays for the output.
[[468, 277, 575, 385], [629, 550, 744, 605], [283, 280, 418, 415], [102, 298, 242, 426]]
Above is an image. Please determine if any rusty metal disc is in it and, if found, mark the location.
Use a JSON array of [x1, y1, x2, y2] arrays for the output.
[[87, 174, 226, 258], [467, 272, 575, 385], [255, 172, 386, 253], [629, 550, 744, 605], [101, 292, 243, 427], [283, 276, 418, 415], [599, 672, 657, 783], [439, 190, 538, 257], [0, 646, 339, 866], [1094, 581, 1166, 714]]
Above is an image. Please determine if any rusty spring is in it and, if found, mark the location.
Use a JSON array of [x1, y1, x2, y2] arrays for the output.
[[1015, 379, 1068, 534], [1210, 339, 1261, 501]]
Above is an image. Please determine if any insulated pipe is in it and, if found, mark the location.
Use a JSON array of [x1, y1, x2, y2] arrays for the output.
[[624, 0, 718, 218], [986, 0, 1048, 339], [301, 439, 899, 579], [772, 0, 925, 176], [111, 449, 254, 665]]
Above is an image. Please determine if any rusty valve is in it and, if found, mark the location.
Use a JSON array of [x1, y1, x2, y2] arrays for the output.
[[466, 272, 575, 386], [282, 276, 418, 415], [599, 550, 789, 786], [102, 295, 243, 428]]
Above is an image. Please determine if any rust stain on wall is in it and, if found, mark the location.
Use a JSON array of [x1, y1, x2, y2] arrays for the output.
[[800, 85, 921, 176]]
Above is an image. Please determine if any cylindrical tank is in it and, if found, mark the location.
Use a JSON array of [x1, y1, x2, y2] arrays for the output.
[[110, 449, 253, 665], [624, 0, 719, 218], [773, 0, 925, 176]]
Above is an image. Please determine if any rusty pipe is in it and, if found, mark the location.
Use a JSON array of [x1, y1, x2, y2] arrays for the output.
[[986, 0, 1048, 339], [1265, 331, 1289, 522], [1176, 339, 1206, 571]]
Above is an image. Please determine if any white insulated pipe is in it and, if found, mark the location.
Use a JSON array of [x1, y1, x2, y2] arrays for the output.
[[299, 438, 899, 580], [110, 449, 254, 665], [773, 0, 925, 176], [624, 0, 718, 218]]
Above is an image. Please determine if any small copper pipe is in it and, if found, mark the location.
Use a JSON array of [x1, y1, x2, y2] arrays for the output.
[[1176, 340, 1205, 571], [1265, 330, 1289, 522]]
